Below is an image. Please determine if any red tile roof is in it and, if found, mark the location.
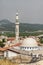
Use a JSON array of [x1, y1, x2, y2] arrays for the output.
[[7, 37, 15, 41], [0, 43, 21, 51]]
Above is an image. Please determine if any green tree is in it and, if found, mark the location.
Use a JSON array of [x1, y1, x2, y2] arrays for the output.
[[0, 41, 5, 48]]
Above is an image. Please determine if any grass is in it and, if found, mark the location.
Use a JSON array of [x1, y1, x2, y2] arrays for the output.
[[0, 58, 18, 65]]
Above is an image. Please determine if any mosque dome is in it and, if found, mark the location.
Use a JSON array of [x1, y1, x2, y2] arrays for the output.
[[21, 38, 38, 47]]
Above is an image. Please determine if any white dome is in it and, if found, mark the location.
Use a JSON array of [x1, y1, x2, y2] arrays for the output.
[[21, 38, 38, 47]]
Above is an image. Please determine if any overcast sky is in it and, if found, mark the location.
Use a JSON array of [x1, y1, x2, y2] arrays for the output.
[[0, 0, 43, 24]]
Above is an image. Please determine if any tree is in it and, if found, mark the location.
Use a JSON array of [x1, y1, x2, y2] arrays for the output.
[[0, 41, 5, 48]]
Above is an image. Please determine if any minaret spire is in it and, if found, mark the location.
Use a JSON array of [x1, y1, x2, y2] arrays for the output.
[[15, 12, 19, 43]]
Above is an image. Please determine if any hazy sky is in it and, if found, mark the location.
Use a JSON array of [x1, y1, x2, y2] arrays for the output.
[[0, 0, 43, 24]]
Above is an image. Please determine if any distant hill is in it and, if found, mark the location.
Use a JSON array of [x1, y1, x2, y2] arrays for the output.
[[0, 19, 15, 31], [20, 23, 43, 32], [0, 19, 43, 32]]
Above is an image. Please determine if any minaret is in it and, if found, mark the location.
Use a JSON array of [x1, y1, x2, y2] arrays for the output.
[[15, 12, 19, 43]]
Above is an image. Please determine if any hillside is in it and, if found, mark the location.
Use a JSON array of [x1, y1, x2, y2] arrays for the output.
[[0, 19, 43, 32], [0, 19, 15, 31]]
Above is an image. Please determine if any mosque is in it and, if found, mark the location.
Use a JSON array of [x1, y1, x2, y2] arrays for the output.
[[20, 37, 38, 51], [14, 12, 39, 51], [2, 12, 43, 59]]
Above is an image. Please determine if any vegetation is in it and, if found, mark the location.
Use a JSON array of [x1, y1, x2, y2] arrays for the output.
[[19, 32, 43, 37], [0, 19, 43, 32], [0, 42, 5, 47], [0, 58, 18, 65], [40, 37, 43, 43], [0, 31, 43, 37], [0, 38, 5, 47], [2, 38, 6, 42], [0, 42, 5, 48]]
